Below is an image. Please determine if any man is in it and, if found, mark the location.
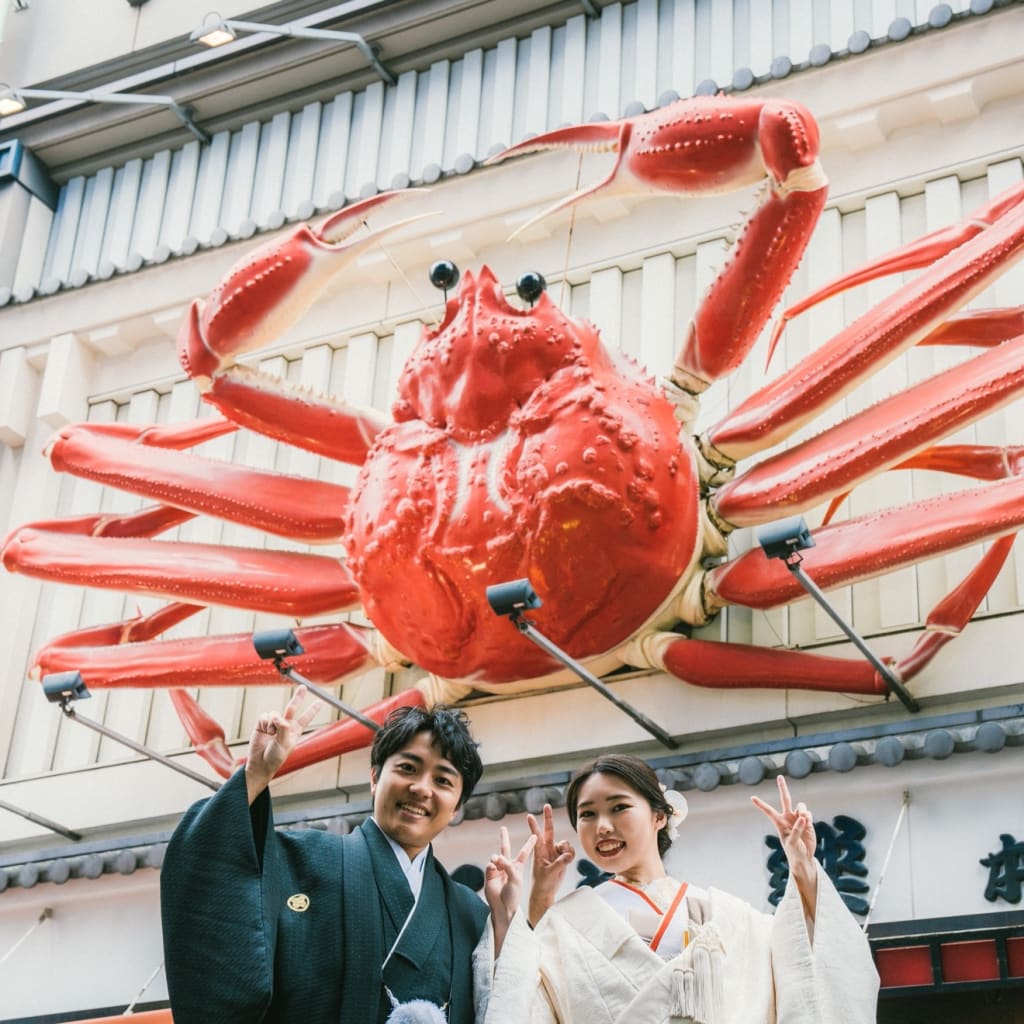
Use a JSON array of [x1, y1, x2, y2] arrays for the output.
[[160, 688, 493, 1023]]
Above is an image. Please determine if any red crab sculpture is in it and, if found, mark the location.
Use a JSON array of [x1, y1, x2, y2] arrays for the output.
[[5, 96, 1024, 778]]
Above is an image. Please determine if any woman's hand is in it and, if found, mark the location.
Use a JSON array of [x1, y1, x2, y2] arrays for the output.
[[244, 686, 322, 804], [485, 827, 538, 957], [526, 804, 575, 927], [751, 775, 818, 919]]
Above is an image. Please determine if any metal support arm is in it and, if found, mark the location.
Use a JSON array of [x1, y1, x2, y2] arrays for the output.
[[511, 613, 678, 749], [783, 555, 920, 713]]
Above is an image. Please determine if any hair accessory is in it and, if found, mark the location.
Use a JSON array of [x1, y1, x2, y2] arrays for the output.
[[659, 784, 689, 841]]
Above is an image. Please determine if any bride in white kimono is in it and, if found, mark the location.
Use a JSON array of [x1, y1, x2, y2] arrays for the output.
[[480, 754, 879, 1024]]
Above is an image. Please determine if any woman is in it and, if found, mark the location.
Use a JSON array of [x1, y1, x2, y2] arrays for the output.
[[482, 754, 878, 1023]]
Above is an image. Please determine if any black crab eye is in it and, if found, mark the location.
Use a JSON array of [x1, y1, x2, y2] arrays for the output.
[[429, 260, 460, 294], [516, 271, 547, 306]]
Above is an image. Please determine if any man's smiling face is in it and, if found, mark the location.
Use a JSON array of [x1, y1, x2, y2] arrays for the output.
[[370, 730, 464, 858]]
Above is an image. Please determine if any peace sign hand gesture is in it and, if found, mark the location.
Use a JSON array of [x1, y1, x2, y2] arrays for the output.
[[244, 686, 322, 803], [527, 804, 575, 926], [751, 775, 819, 918], [485, 826, 538, 956]]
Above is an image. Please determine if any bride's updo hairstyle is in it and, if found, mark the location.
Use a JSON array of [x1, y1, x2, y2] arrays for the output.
[[565, 753, 676, 856]]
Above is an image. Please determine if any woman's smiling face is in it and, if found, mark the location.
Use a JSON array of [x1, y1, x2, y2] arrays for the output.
[[574, 771, 667, 883]]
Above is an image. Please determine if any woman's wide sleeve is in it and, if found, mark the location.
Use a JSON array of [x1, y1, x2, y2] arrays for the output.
[[160, 769, 280, 1024], [771, 862, 880, 1023], [482, 912, 560, 1024]]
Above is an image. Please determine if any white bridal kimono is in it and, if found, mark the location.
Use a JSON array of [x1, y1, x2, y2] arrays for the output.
[[481, 863, 879, 1024]]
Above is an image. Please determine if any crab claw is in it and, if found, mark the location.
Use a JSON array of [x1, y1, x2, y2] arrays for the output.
[[488, 121, 632, 236], [179, 190, 436, 386]]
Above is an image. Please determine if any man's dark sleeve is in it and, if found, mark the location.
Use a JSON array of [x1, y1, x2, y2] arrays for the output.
[[160, 769, 279, 1024]]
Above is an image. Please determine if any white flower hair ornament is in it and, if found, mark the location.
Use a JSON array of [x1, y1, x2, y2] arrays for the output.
[[659, 784, 689, 841]]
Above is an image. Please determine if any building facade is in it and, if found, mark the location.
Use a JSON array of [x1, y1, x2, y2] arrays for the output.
[[1, 0, 1024, 1020]]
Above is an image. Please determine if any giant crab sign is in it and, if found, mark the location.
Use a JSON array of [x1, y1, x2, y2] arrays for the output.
[[5, 96, 1024, 778]]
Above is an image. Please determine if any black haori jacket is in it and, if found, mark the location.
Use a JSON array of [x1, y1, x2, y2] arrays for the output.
[[161, 770, 488, 1023]]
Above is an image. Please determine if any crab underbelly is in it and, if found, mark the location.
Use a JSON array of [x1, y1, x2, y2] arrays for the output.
[[345, 401, 700, 683]]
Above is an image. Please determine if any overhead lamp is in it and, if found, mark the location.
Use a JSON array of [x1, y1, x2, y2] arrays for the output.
[[190, 12, 396, 85], [0, 83, 208, 142], [42, 672, 220, 790], [0, 87, 25, 117], [486, 579, 678, 749], [756, 516, 919, 712], [253, 628, 381, 733]]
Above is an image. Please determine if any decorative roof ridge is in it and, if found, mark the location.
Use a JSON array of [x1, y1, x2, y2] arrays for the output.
[[0, 0, 1011, 310], [1, 700, 1021, 893]]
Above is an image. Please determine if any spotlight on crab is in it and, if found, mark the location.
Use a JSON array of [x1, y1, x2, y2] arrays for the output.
[[428, 259, 460, 292], [253, 628, 304, 660], [516, 271, 546, 305], [42, 671, 91, 704], [757, 516, 815, 561], [486, 578, 542, 617]]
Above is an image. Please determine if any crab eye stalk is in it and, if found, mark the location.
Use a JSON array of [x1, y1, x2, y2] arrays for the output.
[[429, 260, 460, 299], [516, 271, 547, 306]]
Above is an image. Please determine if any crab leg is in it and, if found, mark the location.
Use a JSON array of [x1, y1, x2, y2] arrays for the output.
[[33, 621, 378, 691], [46, 419, 351, 541], [178, 192, 427, 464], [820, 443, 1024, 524], [766, 183, 1024, 360], [711, 327, 1024, 528], [706, 190, 1024, 464], [641, 529, 1016, 699], [492, 97, 827, 392], [30, 618, 391, 778], [3, 528, 359, 616], [918, 307, 1024, 349], [706, 474, 1024, 612]]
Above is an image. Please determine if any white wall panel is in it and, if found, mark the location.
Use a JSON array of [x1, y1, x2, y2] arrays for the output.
[[189, 130, 230, 246], [222, 121, 260, 235], [157, 141, 201, 258], [129, 148, 171, 264], [314, 92, 354, 210], [251, 111, 291, 229], [100, 158, 142, 276]]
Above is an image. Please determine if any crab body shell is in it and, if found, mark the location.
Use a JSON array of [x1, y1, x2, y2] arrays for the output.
[[346, 268, 698, 682]]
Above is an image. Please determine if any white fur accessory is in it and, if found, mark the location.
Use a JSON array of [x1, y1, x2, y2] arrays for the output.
[[659, 784, 689, 841], [384, 999, 449, 1023]]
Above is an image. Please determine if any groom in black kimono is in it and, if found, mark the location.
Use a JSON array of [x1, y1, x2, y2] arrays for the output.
[[161, 689, 492, 1023]]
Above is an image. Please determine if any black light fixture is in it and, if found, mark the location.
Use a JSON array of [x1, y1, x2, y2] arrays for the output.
[[190, 13, 395, 85], [486, 579, 678, 748], [252, 628, 380, 733], [756, 516, 919, 712], [42, 672, 220, 789]]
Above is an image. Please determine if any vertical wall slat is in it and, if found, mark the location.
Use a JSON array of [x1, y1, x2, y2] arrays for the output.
[[282, 102, 323, 219], [157, 140, 201, 257], [347, 80, 386, 196], [222, 122, 261, 236], [526, 26, 553, 137], [189, 129, 230, 246], [454, 48, 483, 163], [129, 149, 171, 265], [557, 15, 587, 127], [42, 176, 85, 288], [99, 158, 142, 276], [382, 72, 417, 189], [250, 111, 292, 229], [11, 196, 53, 297], [314, 92, 355, 210], [597, 2, 623, 117], [69, 167, 114, 285]]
